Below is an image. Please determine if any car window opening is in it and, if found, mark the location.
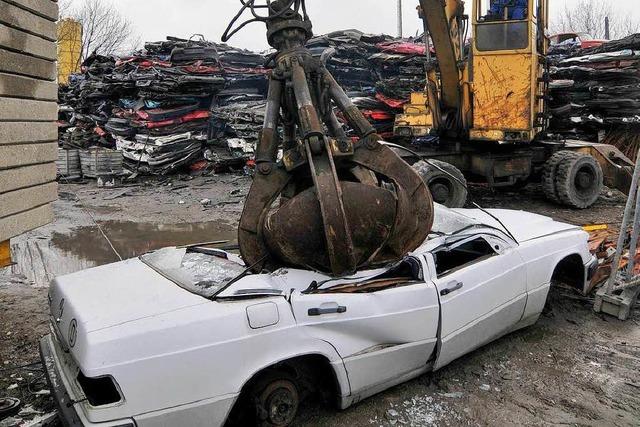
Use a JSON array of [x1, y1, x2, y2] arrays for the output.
[[434, 238, 497, 277]]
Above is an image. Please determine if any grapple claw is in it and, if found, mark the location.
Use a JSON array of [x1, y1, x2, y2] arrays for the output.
[[237, 0, 434, 275]]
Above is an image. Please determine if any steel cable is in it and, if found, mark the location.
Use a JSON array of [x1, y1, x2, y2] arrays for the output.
[[222, 0, 308, 42]]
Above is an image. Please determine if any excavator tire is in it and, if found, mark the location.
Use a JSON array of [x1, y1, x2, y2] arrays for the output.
[[555, 153, 604, 209], [413, 160, 467, 208], [542, 151, 579, 204]]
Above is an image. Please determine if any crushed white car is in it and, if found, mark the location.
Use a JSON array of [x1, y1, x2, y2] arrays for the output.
[[40, 205, 597, 426]]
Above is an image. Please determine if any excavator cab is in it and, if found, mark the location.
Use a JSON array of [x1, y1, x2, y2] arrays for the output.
[[395, 0, 549, 143], [470, 0, 548, 143]]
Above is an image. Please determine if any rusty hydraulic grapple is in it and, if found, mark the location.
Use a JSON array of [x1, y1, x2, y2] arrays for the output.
[[223, 0, 434, 276]]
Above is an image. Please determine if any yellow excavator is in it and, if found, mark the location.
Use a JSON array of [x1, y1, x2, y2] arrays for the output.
[[395, 0, 634, 208], [220, 0, 633, 276]]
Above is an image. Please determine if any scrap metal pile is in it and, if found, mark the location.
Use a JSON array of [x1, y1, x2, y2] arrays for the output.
[[549, 34, 640, 160], [57, 30, 429, 177], [58, 57, 120, 150], [308, 30, 430, 138], [589, 227, 640, 291], [57, 37, 268, 175]]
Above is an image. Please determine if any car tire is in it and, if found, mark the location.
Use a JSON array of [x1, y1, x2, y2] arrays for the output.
[[412, 160, 468, 208], [0, 397, 21, 420], [251, 371, 300, 427], [542, 150, 578, 204], [555, 153, 603, 209]]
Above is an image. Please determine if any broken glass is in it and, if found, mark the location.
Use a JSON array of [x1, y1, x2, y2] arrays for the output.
[[140, 247, 246, 298]]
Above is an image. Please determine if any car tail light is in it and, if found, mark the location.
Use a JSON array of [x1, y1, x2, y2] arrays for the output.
[[76, 372, 122, 406]]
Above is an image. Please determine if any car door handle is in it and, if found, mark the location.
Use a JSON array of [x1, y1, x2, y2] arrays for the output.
[[308, 306, 347, 316], [440, 281, 463, 296]]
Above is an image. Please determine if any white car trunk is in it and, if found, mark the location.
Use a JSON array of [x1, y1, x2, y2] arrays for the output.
[[49, 258, 207, 349]]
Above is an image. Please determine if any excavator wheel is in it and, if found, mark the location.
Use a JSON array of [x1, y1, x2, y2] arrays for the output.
[[542, 151, 579, 204], [413, 160, 468, 208], [555, 153, 604, 209]]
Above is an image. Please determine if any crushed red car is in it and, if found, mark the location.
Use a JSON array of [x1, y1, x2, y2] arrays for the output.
[[550, 32, 607, 49]]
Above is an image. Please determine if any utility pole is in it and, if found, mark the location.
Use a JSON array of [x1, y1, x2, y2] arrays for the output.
[[605, 16, 611, 40], [397, 0, 403, 38]]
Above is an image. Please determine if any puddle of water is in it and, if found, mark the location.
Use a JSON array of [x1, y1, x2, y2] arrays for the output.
[[51, 220, 237, 264], [5, 221, 237, 287]]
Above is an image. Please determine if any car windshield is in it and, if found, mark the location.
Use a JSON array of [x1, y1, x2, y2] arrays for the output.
[[140, 247, 246, 298]]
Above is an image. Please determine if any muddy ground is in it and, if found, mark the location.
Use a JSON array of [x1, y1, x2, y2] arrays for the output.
[[1, 175, 638, 426]]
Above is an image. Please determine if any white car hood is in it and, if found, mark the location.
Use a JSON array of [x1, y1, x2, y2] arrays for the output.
[[456, 208, 579, 242], [49, 258, 207, 349]]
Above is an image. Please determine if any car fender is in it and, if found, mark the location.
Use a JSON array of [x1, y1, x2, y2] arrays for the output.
[[517, 229, 590, 321], [134, 337, 350, 427], [516, 229, 590, 291], [232, 335, 351, 401]]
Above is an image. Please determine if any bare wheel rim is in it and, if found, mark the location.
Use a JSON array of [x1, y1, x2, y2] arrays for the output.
[[259, 379, 299, 426]]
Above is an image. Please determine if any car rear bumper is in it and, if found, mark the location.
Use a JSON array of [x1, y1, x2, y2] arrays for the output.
[[39, 335, 135, 427]]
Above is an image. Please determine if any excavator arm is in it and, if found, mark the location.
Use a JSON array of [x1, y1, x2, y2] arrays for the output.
[[397, 0, 470, 137], [418, 0, 465, 118]]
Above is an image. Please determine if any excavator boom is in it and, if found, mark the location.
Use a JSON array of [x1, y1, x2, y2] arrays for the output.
[[418, 0, 465, 115]]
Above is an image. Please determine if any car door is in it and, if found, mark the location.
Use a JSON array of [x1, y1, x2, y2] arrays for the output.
[[290, 258, 440, 398], [426, 234, 528, 369]]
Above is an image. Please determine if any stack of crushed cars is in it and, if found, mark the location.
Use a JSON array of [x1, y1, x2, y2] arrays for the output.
[[110, 37, 268, 175], [57, 57, 123, 180], [58, 55, 121, 150], [58, 31, 433, 176], [307, 30, 429, 138], [549, 33, 640, 160], [59, 37, 268, 176]]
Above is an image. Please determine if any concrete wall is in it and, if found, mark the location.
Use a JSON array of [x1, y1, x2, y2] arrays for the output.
[[0, 0, 58, 242]]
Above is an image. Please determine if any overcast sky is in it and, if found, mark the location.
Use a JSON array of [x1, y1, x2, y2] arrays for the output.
[[72, 0, 640, 52]]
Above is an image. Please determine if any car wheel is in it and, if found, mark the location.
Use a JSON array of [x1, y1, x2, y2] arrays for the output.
[[412, 160, 468, 208], [0, 397, 21, 420], [253, 372, 300, 427], [555, 153, 603, 209], [542, 150, 578, 204]]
